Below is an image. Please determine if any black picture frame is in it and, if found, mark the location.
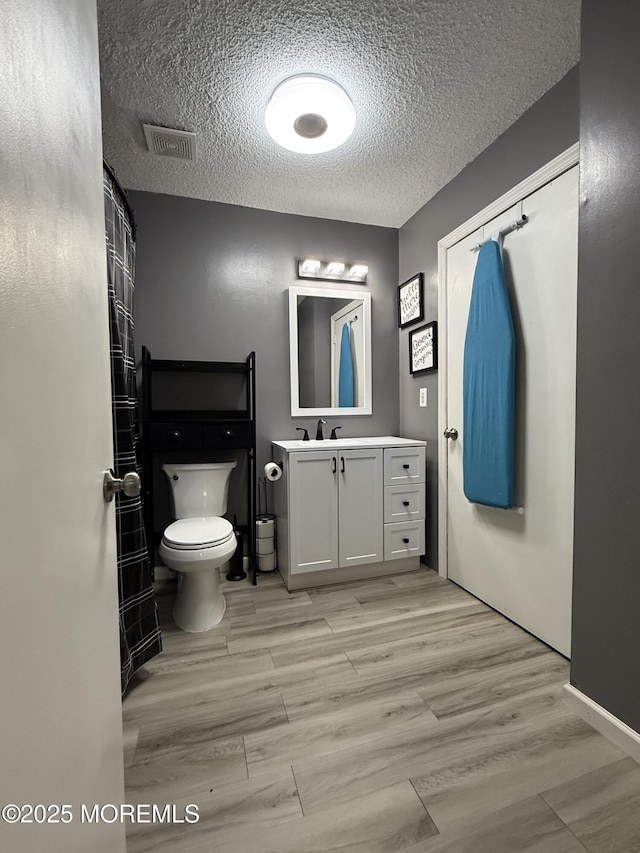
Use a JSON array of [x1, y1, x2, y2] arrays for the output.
[[409, 321, 438, 374], [397, 273, 424, 329]]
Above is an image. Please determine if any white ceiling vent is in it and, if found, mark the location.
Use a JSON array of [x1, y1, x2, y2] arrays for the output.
[[143, 124, 197, 161]]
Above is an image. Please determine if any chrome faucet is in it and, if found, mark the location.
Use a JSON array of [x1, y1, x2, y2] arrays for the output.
[[315, 418, 327, 440]]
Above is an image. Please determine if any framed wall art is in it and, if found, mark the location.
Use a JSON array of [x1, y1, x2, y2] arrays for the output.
[[397, 272, 424, 328], [409, 321, 438, 374]]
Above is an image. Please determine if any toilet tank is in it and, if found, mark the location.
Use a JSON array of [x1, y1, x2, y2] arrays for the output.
[[162, 462, 237, 519]]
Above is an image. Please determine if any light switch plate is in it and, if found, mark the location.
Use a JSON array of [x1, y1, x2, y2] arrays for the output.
[[419, 387, 427, 407]]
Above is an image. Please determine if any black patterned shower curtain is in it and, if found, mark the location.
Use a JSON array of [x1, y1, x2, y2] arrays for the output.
[[104, 165, 162, 693]]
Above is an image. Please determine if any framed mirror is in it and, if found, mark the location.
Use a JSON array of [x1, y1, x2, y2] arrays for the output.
[[289, 285, 372, 417]]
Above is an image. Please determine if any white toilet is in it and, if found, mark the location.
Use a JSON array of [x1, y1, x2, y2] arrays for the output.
[[159, 461, 237, 632]]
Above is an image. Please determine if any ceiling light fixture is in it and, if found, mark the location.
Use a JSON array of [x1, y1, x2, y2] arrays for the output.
[[265, 75, 356, 154]]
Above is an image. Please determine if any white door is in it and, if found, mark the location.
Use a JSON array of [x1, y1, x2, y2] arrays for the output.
[[338, 448, 384, 566], [444, 165, 578, 656], [0, 4, 126, 853], [289, 452, 340, 573], [330, 300, 363, 407]]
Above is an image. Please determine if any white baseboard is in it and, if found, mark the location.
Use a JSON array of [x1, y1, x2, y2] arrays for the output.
[[564, 683, 640, 763]]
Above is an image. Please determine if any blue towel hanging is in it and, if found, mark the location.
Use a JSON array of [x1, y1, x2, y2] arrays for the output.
[[338, 322, 354, 407], [463, 240, 515, 509]]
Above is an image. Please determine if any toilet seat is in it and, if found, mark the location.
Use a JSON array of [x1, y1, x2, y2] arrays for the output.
[[162, 517, 234, 551]]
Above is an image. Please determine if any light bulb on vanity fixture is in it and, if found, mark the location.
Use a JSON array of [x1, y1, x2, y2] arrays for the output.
[[265, 74, 356, 154], [349, 264, 368, 278]]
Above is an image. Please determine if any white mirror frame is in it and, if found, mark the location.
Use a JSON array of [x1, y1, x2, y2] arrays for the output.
[[289, 285, 372, 417]]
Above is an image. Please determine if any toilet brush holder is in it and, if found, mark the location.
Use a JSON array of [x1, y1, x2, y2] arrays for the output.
[[225, 529, 246, 582]]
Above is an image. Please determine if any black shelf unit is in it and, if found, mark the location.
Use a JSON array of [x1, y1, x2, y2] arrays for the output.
[[141, 346, 258, 585]]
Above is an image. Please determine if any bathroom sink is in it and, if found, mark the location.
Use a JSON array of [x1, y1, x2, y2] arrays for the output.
[[272, 436, 427, 453], [278, 438, 369, 449], [273, 437, 403, 451]]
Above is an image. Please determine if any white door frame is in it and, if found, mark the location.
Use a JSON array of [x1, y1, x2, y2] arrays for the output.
[[436, 143, 580, 579]]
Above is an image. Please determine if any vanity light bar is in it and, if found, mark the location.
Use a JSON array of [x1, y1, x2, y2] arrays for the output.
[[297, 259, 368, 284]]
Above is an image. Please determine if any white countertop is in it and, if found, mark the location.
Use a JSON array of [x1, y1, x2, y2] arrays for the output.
[[272, 436, 427, 452]]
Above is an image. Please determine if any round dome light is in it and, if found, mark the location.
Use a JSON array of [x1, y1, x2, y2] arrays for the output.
[[265, 75, 356, 154]]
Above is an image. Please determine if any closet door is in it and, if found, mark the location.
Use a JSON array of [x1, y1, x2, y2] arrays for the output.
[[444, 165, 578, 656]]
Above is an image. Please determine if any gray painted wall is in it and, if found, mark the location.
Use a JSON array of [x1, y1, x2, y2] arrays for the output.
[[398, 67, 579, 567], [297, 296, 320, 408], [570, 1, 640, 732], [129, 193, 399, 471]]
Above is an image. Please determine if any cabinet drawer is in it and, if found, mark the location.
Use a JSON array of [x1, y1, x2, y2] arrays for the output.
[[202, 421, 253, 449], [147, 423, 202, 451], [384, 485, 425, 523], [384, 447, 425, 485], [384, 520, 425, 560]]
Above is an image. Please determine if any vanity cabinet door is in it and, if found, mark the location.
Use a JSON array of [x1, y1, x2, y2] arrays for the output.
[[338, 448, 384, 566], [289, 451, 339, 573]]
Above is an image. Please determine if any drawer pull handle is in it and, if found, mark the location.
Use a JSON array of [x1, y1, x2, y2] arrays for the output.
[[402, 464, 410, 470], [171, 431, 182, 440], [223, 430, 234, 438], [403, 501, 410, 507], [403, 537, 410, 544]]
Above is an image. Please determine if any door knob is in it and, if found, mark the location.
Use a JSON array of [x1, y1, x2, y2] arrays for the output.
[[103, 469, 141, 503], [443, 427, 458, 440]]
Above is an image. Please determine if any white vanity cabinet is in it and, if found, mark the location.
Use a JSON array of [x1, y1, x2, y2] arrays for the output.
[[288, 447, 383, 574], [288, 450, 340, 573], [382, 446, 426, 561], [272, 437, 426, 590]]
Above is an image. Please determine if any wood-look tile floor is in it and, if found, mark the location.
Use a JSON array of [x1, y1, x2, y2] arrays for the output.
[[122, 569, 640, 853]]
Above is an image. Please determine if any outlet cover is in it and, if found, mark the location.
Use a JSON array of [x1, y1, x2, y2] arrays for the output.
[[419, 387, 427, 407]]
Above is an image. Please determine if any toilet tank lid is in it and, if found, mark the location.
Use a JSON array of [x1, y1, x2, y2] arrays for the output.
[[163, 517, 234, 548]]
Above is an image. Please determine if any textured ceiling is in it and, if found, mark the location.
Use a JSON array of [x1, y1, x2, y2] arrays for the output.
[[97, 0, 580, 228]]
